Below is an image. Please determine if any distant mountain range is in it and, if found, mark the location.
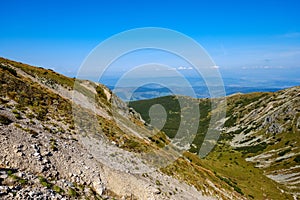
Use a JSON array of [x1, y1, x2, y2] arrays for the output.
[[98, 73, 300, 101], [109, 85, 284, 101]]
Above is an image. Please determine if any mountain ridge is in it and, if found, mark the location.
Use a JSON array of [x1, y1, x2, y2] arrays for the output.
[[0, 57, 238, 199], [0, 57, 298, 199], [130, 85, 300, 199]]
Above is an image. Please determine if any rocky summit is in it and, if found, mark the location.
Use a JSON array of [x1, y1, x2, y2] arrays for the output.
[[0, 57, 299, 199]]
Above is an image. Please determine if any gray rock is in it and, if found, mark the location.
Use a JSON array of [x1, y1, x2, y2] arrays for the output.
[[0, 173, 8, 179], [17, 152, 24, 157], [93, 180, 105, 195], [0, 186, 9, 195], [41, 159, 50, 165], [33, 152, 40, 157]]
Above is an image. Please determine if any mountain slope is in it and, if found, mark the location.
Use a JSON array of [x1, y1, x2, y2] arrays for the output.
[[0, 57, 247, 199], [222, 87, 300, 198], [2, 57, 298, 199], [130, 87, 300, 199]]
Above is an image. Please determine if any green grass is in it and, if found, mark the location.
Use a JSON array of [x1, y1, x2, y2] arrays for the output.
[[278, 148, 292, 156], [235, 142, 268, 154], [38, 176, 52, 188], [6, 170, 29, 186], [224, 92, 271, 127], [5, 58, 75, 88], [0, 115, 13, 125], [18, 178, 28, 185], [198, 145, 292, 199], [215, 173, 243, 195], [50, 138, 58, 151], [130, 96, 211, 154], [294, 155, 300, 163], [0, 65, 72, 122], [53, 185, 65, 194], [148, 131, 169, 148], [132, 92, 295, 199], [0, 57, 95, 107], [0, 64, 17, 76], [68, 187, 78, 197], [130, 96, 181, 138]]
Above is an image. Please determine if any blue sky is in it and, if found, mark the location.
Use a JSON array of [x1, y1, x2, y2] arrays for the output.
[[1, 0, 300, 87]]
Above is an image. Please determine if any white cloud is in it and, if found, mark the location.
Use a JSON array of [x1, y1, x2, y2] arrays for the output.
[[211, 65, 219, 69], [177, 66, 193, 70], [241, 65, 287, 70]]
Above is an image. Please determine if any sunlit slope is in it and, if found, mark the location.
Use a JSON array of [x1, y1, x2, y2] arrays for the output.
[[130, 87, 300, 199]]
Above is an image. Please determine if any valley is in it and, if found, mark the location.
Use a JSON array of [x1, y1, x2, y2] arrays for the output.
[[0, 57, 299, 199]]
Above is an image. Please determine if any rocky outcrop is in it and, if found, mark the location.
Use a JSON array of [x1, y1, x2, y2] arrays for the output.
[[222, 87, 300, 197]]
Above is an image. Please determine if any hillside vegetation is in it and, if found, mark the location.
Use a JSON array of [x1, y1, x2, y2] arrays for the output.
[[0, 57, 241, 199], [130, 86, 300, 199], [0, 57, 298, 199]]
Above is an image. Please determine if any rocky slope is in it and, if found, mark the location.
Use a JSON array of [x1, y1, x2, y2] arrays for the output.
[[0, 57, 245, 199], [131, 87, 300, 199], [2, 57, 298, 199], [222, 87, 300, 198]]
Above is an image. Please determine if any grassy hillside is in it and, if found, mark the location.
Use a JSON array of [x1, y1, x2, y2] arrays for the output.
[[130, 87, 300, 199], [130, 96, 212, 154], [0, 57, 157, 154], [1, 57, 298, 199]]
